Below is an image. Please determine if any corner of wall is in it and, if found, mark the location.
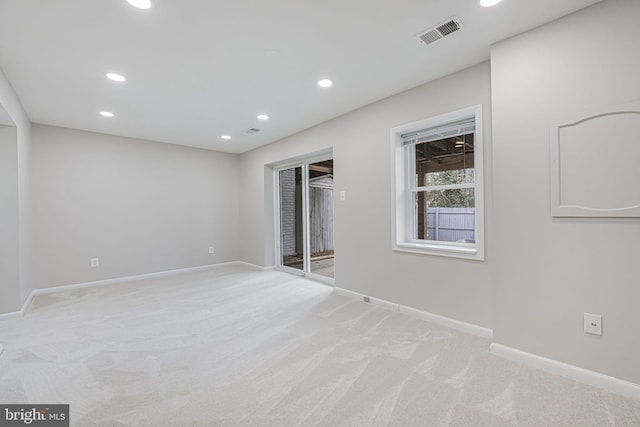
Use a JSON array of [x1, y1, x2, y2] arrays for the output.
[[0, 66, 32, 312]]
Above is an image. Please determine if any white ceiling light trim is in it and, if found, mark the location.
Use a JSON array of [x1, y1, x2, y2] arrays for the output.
[[221, 135, 231, 140], [99, 111, 115, 117], [257, 114, 269, 120], [317, 79, 333, 88], [480, 0, 503, 7], [106, 72, 126, 82], [126, 0, 152, 10]]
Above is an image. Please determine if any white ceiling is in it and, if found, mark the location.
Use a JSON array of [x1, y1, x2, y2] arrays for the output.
[[0, 0, 599, 153]]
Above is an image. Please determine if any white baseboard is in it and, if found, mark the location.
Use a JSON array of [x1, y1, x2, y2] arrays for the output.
[[0, 309, 24, 321], [235, 261, 275, 271], [399, 305, 493, 339], [490, 343, 640, 400], [30, 263, 222, 299], [334, 287, 398, 312], [334, 287, 493, 339], [0, 290, 36, 321], [0, 262, 244, 321]]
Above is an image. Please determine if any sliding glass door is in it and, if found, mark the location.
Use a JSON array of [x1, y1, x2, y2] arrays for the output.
[[276, 157, 334, 280], [278, 166, 306, 271], [308, 160, 334, 278]]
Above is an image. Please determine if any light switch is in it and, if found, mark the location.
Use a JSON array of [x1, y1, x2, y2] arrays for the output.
[[339, 190, 346, 201], [583, 313, 602, 336]]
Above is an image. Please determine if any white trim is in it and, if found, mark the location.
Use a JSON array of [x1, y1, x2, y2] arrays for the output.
[[411, 183, 475, 192], [0, 262, 248, 322], [392, 245, 481, 260], [272, 151, 335, 276], [490, 343, 640, 400], [235, 261, 275, 271], [273, 167, 284, 272], [0, 291, 36, 321], [393, 241, 479, 260], [390, 104, 485, 261], [269, 148, 333, 171], [334, 287, 398, 312], [0, 311, 22, 321], [550, 100, 640, 218], [302, 164, 311, 273], [398, 305, 492, 339], [30, 264, 221, 298], [0, 312, 23, 321], [334, 286, 493, 339]]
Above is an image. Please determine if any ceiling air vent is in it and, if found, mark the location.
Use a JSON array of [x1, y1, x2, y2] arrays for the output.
[[246, 128, 261, 134], [417, 17, 461, 46]]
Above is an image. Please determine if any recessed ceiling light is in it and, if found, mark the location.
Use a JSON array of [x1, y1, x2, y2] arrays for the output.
[[480, 0, 503, 7], [317, 79, 333, 88], [126, 0, 152, 9], [257, 114, 269, 120], [99, 111, 115, 118], [221, 135, 231, 140], [106, 72, 126, 82]]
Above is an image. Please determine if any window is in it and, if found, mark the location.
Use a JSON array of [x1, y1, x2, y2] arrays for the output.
[[391, 105, 484, 260]]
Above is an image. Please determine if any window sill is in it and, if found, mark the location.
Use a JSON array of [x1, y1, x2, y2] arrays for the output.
[[393, 241, 484, 261]]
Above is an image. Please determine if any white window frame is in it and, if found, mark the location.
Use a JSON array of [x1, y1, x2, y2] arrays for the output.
[[390, 105, 484, 261], [272, 149, 335, 285]]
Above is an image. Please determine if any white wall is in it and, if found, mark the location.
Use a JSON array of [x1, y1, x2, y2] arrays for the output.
[[240, 62, 493, 328], [0, 126, 19, 313], [31, 125, 241, 289], [491, 0, 640, 383], [0, 67, 31, 312]]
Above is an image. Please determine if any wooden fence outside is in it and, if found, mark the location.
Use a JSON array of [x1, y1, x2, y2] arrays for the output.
[[426, 207, 475, 242], [309, 185, 334, 254]]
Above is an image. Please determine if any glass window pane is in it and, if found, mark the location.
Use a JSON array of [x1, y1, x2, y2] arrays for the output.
[[279, 167, 304, 270], [414, 133, 474, 187], [414, 189, 475, 243], [309, 159, 334, 278]]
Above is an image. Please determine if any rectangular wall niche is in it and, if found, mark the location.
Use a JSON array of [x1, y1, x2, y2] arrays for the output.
[[550, 101, 640, 217]]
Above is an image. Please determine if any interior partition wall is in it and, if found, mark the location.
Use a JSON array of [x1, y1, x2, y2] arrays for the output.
[[274, 153, 334, 282]]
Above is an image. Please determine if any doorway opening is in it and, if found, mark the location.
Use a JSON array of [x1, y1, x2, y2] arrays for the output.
[[276, 157, 334, 281]]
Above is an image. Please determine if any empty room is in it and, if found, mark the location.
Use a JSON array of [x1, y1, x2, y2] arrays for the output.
[[1, 0, 639, 425]]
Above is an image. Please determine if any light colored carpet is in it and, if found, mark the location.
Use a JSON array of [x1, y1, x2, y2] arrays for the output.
[[0, 264, 639, 426]]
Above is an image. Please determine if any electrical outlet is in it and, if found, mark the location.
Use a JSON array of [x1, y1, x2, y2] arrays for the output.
[[583, 313, 602, 336], [90, 258, 99, 268], [340, 190, 346, 201], [208, 246, 215, 254]]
